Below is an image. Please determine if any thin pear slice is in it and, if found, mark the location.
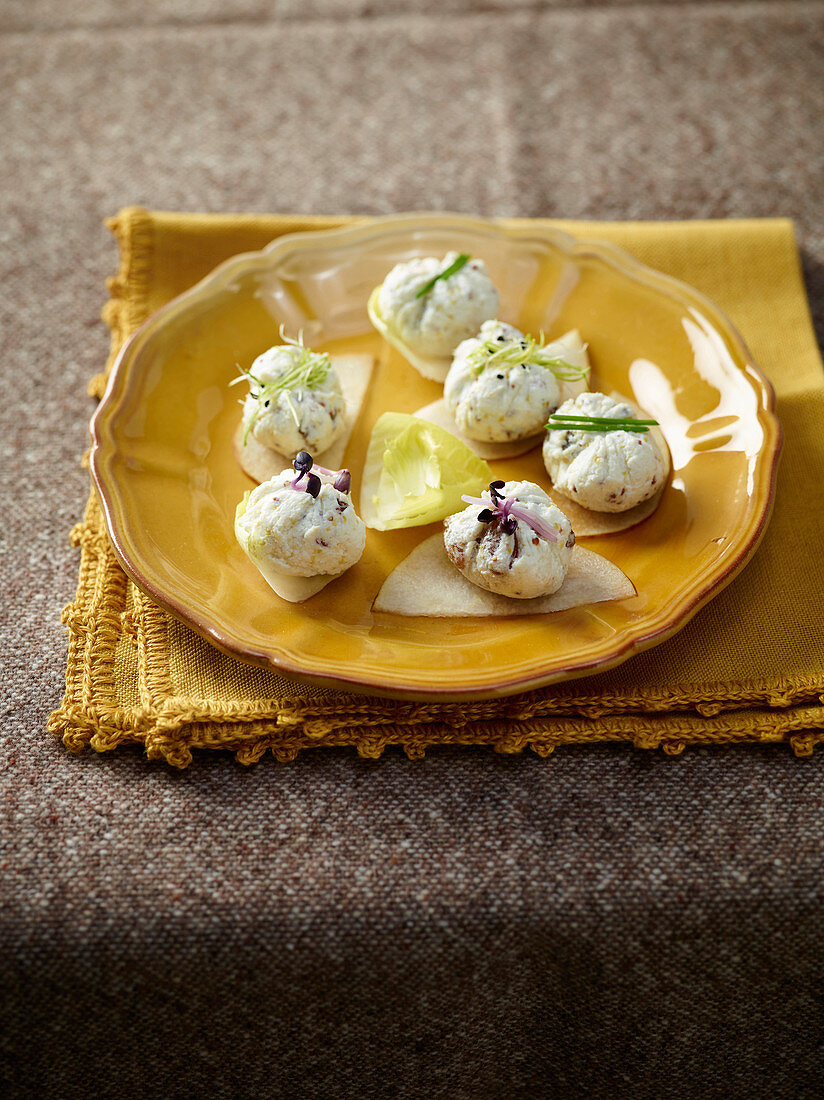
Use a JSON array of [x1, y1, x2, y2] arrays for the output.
[[552, 329, 591, 403], [413, 398, 544, 460], [373, 534, 635, 617], [244, 563, 337, 604], [233, 353, 374, 483], [367, 287, 452, 382], [548, 482, 666, 537]]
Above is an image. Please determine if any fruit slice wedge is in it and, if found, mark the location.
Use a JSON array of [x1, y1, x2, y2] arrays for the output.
[[412, 399, 544, 461], [367, 286, 453, 382], [552, 329, 591, 404], [373, 534, 635, 617]]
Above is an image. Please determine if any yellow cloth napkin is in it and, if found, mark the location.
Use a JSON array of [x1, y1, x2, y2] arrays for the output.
[[49, 208, 824, 767]]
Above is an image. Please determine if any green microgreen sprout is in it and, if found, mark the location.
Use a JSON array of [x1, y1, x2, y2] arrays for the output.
[[230, 326, 333, 444], [414, 253, 471, 299], [546, 412, 659, 434], [467, 331, 588, 382]]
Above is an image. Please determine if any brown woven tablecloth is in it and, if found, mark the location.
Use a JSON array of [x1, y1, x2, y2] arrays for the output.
[[3, 2, 824, 1097]]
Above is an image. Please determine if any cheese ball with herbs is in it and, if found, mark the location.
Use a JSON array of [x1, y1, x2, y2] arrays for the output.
[[444, 320, 570, 442], [239, 337, 345, 457], [443, 479, 575, 599], [235, 455, 365, 578], [377, 252, 499, 358], [542, 392, 667, 513]]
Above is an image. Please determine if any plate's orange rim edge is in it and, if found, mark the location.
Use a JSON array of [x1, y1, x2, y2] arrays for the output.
[[89, 213, 784, 702]]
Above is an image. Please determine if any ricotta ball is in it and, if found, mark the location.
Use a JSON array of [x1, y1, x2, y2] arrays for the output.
[[241, 344, 345, 456], [236, 467, 365, 578], [542, 392, 667, 513], [443, 480, 574, 599], [377, 253, 499, 358], [444, 320, 562, 442]]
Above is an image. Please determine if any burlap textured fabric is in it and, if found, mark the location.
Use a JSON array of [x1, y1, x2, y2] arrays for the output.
[[48, 209, 824, 766], [5, 3, 824, 1098]]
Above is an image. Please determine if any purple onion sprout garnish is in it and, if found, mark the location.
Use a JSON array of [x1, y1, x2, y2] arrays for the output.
[[290, 451, 314, 489], [289, 452, 351, 497], [332, 469, 351, 493], [461, 482, 559, 543]]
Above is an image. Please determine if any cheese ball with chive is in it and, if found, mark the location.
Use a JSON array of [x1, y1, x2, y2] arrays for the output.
[[443, 480, 574, 599], [241, 344, 345, 456], [542, 392, 667, 513], [377, 253, 499, 358], [236, 467, 365, 579], [444, 320, 562, 442]]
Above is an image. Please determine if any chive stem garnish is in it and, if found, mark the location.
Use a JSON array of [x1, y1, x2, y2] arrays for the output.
[[415, 253, 471, 299], [467, 331, 588, 382], [546, 412, 658, 434]]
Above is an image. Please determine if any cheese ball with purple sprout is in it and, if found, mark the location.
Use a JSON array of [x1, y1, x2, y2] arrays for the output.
[[235, 454, 365, 579], [443, 480, 575, 599]]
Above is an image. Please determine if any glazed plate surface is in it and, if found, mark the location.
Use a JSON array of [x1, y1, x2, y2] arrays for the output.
[[90, 214, 781, 699]]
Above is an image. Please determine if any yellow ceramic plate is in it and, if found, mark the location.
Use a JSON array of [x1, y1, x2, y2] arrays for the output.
[[90, 214, 781, 700]]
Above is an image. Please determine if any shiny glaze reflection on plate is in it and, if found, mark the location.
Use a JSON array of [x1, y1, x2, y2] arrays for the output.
[[90, 214, 781, 699]]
